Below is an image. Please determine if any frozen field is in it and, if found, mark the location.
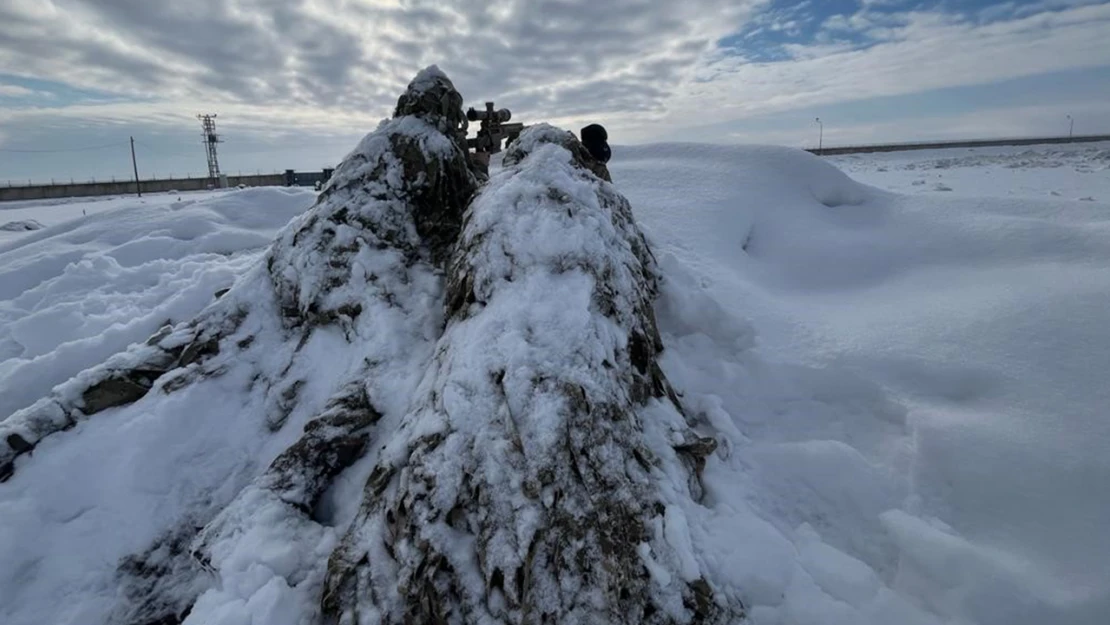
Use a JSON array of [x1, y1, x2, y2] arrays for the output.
[[1, 141, 1108, 625], [828, 141, 1110, 200]]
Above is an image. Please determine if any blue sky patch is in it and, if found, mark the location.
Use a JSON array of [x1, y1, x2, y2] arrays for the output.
[[0, 73, 136, 108], [718, 0, 1110, 63]]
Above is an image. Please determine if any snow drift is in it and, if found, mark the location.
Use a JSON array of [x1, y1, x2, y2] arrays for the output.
[[612, 142, 1110, 625], [0, 188, 315, 423], [0, 220, 44, 232]]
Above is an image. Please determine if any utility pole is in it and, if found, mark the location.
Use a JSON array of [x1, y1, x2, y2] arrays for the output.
[[815, 117, 823, 155], [197, 114, 222, 181], [130, 136, 142, 197], [1067, 115, 1074, 140]]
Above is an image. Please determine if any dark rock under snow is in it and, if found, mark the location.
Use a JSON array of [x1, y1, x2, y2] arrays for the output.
[[0, 220, 45, 232]]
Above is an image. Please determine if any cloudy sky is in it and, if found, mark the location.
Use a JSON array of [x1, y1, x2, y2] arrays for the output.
[[1, 0, 1109, 182]]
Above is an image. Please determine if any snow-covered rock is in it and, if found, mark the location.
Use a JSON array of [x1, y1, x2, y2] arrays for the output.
[[0, 219, 44, 232]]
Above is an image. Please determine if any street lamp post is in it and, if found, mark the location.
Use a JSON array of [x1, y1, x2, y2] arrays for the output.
[[815, 117, 824, 155], [1066, 115, 1074, 140]]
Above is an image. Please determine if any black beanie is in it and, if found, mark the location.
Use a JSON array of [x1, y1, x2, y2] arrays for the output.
[[580, 124, 610, 164]]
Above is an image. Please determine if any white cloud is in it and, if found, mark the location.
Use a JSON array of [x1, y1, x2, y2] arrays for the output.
[[650, 3, 1110, 140], [0, 0, 1106, 151], [0, 0, 767, 127], [0, 84, 37, 97]]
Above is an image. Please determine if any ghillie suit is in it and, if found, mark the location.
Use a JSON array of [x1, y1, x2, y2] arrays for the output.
[[319, 124, 741, 624]]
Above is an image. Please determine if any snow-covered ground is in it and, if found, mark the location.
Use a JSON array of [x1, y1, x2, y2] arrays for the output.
[[827, 140, 1110, 201], [613, 141, 1110, 625], [0, 188, 317, 420], [1, 141, 1108, 625], [0, 189, 241, 243]]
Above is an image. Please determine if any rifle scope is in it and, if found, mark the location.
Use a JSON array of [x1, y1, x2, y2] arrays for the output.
[[467, 104, 512, 123]]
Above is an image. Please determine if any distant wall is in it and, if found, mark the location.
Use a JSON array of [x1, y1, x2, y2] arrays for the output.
[[0, 173, 287, 203], [806, 134, 1110, 156]]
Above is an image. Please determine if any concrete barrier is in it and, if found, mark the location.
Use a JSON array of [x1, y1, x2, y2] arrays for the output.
[[806, 134, 1110, 156], [0, 173, 287, 203]]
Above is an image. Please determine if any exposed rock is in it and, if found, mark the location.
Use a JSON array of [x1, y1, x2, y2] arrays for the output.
[[0, 320, 233, 483], [189, 380, 381, 569], [81, 372, 159, 414], [0, 219, 44, 232], [110, 524, 207, 625]]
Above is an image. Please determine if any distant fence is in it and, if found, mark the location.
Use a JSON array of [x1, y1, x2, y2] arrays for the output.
[[806, 134, 1110, 156], [0, 168, 335, 203], [0, 174, 283, 202]]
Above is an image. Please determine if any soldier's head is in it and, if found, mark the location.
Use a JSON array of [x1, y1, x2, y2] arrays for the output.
[[580, 124, 611, 164]]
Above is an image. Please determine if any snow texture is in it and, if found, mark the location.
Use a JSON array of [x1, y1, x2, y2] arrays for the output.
[[0, 188, 314, 422], [829, 141, 1110, 200], [612, 141, 1110, 625]]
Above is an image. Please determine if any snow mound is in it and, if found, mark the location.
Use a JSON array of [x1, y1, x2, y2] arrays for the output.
[[0, 219, 44, 232], [1, 69, 739, 625], [612, 144, 870, 269], [613, 142, 1110, 625]]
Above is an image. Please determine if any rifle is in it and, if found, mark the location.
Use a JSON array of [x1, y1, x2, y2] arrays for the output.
[[462, 102, 524, 169]]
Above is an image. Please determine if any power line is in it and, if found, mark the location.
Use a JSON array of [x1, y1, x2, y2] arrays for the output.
[[0, 141, 130, 154], [133, 140, 195, 157]]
